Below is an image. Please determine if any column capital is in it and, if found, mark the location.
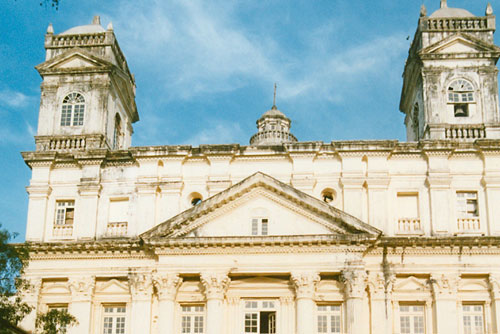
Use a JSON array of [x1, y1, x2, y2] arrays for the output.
[[489, 274, 500, 296], [200, 272, 230, 300], [21, 277, 43, 301], [153, 273, 182, 301], [367, 272, 394, 299], [128, 273, 154, 301], [68, 276, 95, 302], [291, 271, 320, 299], [341, 267, 367, 299], [430, 273, 460, 298]]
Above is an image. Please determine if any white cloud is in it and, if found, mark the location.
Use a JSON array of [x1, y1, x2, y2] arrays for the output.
[[182, 122, 243, 145], [107, 1, 407, 106], [0, 89, 31, 108]]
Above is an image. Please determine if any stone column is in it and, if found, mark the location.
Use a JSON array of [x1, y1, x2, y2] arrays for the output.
[[18, 277, 42, 332], [279, 296, 295, 334], [489, 274, 500, 334], [430, 273, 460, 334], [341, 265, 368, 334], [129, 273, 153, 334], [153, 273, 182, 334], [291, 271, 320, 334], [68, 276, 95, 334], [367, 272, 394, 334], [200, 272, 230, 334]]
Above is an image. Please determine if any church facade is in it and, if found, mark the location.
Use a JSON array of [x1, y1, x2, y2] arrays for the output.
[[19, 2, 500, 334]]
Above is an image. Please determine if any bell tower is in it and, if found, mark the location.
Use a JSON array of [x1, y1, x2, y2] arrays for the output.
[[400, 1, 500, 141], [34, 16, 138, 151]]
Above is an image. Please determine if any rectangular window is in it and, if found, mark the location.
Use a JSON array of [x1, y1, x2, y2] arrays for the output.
[[102, 305, 126, 334], [107, 199, 128, 237], [181, 305, 205, 334], [457, 192, 478, 218], [61, 105, 73, 126], [463, 304, 484, 334], [55, 201, 75, 226], [251, 218, 269, 236], [399, 304, 425, 334], [244, 300, 276, 334], [317, 305, 341, 333], [397, 194, 421, 233]]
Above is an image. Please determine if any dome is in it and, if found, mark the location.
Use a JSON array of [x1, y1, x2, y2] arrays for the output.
[[260, 105, 287, 119], [60, 24, 106, 35], [430, 7, 474, 18]]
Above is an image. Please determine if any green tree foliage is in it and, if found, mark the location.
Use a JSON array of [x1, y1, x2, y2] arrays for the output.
[[0, 224, 31, 333], [0, 224, 78, 333], [36, 309, 78, 334]]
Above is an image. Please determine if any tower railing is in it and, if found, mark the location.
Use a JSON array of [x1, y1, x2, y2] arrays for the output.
[[250, 130, 298, 145], [444, 125, 486, 140], [35, 134, 107, 152], [421, 17, 493, 32]]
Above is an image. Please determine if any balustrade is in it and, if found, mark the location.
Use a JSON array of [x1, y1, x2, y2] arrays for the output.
[[457, 217, 480, 232], [52, 224, 73, 237], [106, 222, 128, 237], [445, 126, 485, 140], [397, 218, 422, 234]]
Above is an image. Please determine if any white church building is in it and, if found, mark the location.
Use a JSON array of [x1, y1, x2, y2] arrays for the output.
[[19, 1, 500, 333]]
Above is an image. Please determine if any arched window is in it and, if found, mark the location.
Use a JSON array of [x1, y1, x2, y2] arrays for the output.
[[447, 79, 474, 117], [113, 114, 121, 149], [60, 93, 85, 126]]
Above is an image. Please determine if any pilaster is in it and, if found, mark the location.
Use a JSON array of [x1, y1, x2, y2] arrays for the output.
[[128, 273, 153, 334], [341, 263, 368, 334], [18, 277, 42, 332], [153, 273, 182, 334], [430, 273, 460, 334], [77, 181, 101, 239], [25, 185, 52, 241], [200, 272, 230, 334], [291, 271, 320, 334], [157, 181, 183, 222], [367, 272, 395, 334], [136, 181, 158, 233], [489, 274, 500, 334], [68, 276, 95, 334]]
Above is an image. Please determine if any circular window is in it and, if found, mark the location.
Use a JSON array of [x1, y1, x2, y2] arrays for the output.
[[321, 188, 336, 204], [188, 192, 203, 206]]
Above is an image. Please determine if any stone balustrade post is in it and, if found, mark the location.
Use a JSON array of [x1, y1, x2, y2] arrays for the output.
[[153, 273, 182, 334], [18, 277, 42, 332], [430, 273, 460, 334], [200, 272, 230, 334], [341, 264, 368, 334], [68, 276, 95, 334], [291, 271, 320, 334], [129, 273, 153, 334]]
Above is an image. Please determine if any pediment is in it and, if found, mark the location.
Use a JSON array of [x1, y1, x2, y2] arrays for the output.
[[141, 172, 380, 240], [394, 276, 427, 292], [41, 281, 70, 295], [36, 49, 112, 73], [420, 33, 500, 55], [95, 279, 129, 294], [458, 279, 488, 291]]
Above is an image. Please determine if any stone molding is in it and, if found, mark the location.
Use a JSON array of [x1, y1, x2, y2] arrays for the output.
[[152, 273, 182, 301], [22, 277, 43, 302], [367, 272, 395, 299], [200, 272, 230, 300], [430, 273, 460, 298], [341, 265, 367, 299], [291, 271, 320, 299], [128, 273, 153, 301], [68, 276, 95, 302], [488, 274, 500, 297]]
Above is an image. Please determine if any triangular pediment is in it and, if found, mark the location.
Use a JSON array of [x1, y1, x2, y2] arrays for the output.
[[420, 33, 500, 55], [394, 276, 427, 292], [95, 279, 129, 294], [141, 172, 380, 240], [36, 49, 112, 73]]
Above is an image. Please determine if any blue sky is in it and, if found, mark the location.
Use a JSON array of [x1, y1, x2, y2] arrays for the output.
[[0, 0, 498, 240]]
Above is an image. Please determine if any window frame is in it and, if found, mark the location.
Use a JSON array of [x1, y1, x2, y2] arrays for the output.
[[55, 200, 75, 226], [180, 304, 205, 334], [316, 303, 343, 334], [251, 218, 269, 236], [461, 303, 485, 334], [101, 304, 127, 334], [243, 299, 278, 334], [446, 79, 475, 118], [398, 303, 426, 334], [60, 92, 85, 127]]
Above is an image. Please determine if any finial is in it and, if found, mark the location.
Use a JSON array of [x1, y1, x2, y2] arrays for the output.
[[107, 21, 114, 31], [272, 83, 277, 109], [46, 23, 54, 34], [92, 15, 101, 25], [420, 4, 427, 17], [440, 0, 447, 9], [486, 3, 493, 16]]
